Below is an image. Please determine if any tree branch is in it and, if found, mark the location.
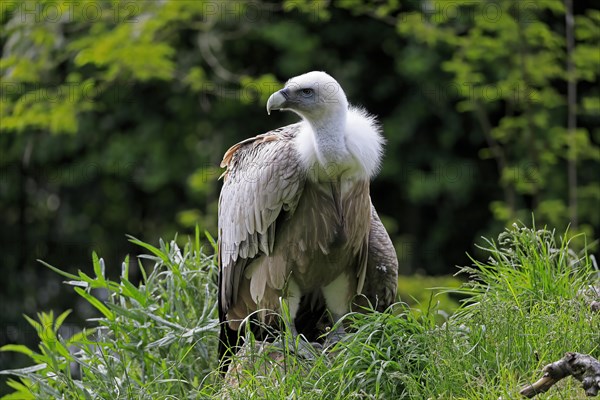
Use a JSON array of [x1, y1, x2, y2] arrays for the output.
[[520, 352, 600, 398]]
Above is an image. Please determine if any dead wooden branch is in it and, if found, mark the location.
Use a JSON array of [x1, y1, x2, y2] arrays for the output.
[[520, 352, 600, 398]]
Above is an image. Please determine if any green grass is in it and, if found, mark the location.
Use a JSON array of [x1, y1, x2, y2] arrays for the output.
[[396, 273, 462, 322], [1, 223, 598, 399]]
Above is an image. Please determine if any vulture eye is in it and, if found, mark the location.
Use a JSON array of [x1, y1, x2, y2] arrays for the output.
[[301, 88, 313, 96]]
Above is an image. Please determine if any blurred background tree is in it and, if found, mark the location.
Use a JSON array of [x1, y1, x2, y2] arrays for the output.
[[0, 0, 598, 382]]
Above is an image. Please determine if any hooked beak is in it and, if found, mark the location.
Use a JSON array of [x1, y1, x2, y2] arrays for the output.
[[266, 88, 289, 115]]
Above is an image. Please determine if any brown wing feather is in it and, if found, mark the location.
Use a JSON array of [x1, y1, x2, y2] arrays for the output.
[[218, 123, 305, 317], [359, 204, 398, 311]]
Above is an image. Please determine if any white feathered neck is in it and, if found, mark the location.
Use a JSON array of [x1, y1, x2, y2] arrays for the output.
[[294, 106, 384, 181]]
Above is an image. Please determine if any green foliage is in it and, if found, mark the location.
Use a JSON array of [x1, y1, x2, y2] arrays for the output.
[[2, 225, 598, 398], [419, 223, 599, 399], [1, 0, 598, 383], [389, 0, 600, 243], [458, 222, 592, 305], [1, 229, 219, 399], [396, 274, 462, 322]]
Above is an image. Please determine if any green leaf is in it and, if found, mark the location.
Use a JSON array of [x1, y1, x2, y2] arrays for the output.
[[37, 260, 79, 281], [122, 255, 130, 280], [127, 235, 169, 264], [0, 345, 34, 357], [74, 287, 114, 320], [0, 364, 47, 375], [205, 230, 217, 252], [92, 252, 105, 281], [22, 315, 42, 334], [120, 278, 146, 306], [2, 379, 36, 399], [54, 310, 72, 332]]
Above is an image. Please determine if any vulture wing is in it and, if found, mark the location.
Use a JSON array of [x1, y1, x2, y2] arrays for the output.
[[218, 123, 305, 359], [360, 205, 398, 311], [218, 123, 305, 312]]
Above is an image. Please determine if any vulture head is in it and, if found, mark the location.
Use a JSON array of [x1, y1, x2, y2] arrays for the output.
[[266, 71, 349, 120]]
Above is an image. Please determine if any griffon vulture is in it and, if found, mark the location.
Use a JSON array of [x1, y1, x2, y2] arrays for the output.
[[218, 71, 398, 369]]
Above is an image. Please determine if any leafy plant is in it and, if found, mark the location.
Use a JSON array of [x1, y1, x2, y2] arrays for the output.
[[1, 228, 219, 399], [2, 224, 598, 399]]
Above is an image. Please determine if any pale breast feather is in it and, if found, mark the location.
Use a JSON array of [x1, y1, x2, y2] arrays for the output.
[[218, 123, 305, 311]]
